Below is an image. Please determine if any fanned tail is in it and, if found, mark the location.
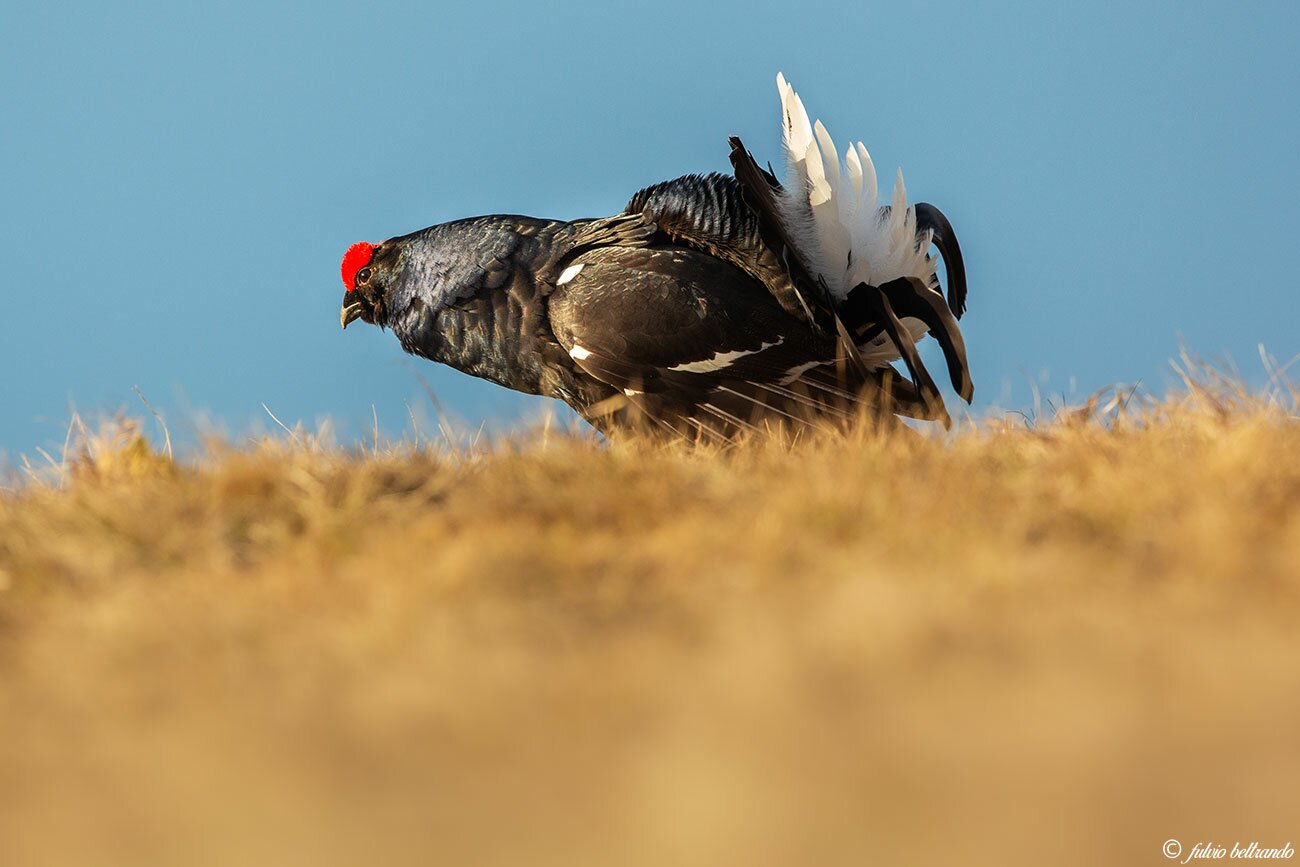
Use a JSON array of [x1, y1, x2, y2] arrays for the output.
[[774, 73, 937, 301], [765, 73, 973, 406]]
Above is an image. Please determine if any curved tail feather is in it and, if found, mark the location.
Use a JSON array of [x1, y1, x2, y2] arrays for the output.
[[848, 277, 974, 403], [849, 282, 949, 427], [914, 202, 968, 319]]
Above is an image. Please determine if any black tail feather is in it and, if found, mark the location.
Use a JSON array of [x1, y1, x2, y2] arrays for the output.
[[914, 203, 968, 319], [863, 277, 974, 403], [727, 136, 838, 332], [846, 283, 949, 427]]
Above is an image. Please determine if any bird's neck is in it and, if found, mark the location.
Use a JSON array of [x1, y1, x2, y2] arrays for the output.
[[389, 217, 587, 400]]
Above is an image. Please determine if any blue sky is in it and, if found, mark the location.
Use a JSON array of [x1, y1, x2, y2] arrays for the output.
[[3, 1, 1298, 457]]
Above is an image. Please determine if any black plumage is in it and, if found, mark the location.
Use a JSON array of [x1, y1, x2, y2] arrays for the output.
[[340, 88, 973, 440]]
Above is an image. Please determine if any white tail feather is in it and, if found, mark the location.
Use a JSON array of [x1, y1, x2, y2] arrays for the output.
[[772, 74, 936, 308]]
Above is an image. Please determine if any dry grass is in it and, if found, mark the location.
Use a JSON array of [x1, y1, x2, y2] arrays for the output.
[[2, 366, 1299, 867]]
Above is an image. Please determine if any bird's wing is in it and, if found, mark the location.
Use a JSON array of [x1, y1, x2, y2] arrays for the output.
[[549, 246, 824, 390], [622, 173, 839, 334], [546, 244, 887, 436], [563, 213, 658, 264]]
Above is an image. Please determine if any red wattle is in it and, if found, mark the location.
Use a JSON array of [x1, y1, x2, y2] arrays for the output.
[[341, 242, 375, 291]]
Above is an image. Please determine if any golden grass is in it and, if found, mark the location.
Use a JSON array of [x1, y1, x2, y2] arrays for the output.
[[3, 368, 1299, 867]]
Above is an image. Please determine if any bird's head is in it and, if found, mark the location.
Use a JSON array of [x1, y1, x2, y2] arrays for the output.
[[339, 219, 517, 333], [339, 240, 402, 329]]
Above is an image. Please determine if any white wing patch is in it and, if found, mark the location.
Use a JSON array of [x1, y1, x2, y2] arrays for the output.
[[557, 264, 585, 285], [668, 340, 783, 374], [569, 344, 593, 360]]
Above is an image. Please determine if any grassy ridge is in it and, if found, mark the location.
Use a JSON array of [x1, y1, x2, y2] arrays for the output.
[[3, 376, 1299, 866]]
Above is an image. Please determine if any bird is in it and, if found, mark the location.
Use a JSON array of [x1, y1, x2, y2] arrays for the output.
[[339, 74, 972, 440]]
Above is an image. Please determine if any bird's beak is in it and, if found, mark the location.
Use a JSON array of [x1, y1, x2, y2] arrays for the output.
[[340, 301, 364, 330]]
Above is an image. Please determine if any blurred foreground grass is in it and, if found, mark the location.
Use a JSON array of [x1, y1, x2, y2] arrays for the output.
[[2, 369, 1299, 867]]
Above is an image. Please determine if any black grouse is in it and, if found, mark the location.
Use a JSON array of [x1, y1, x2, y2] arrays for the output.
[[340, 74, 972, 439]]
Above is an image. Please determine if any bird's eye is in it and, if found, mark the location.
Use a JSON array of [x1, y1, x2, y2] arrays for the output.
[[356, 266, 372, 286]]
